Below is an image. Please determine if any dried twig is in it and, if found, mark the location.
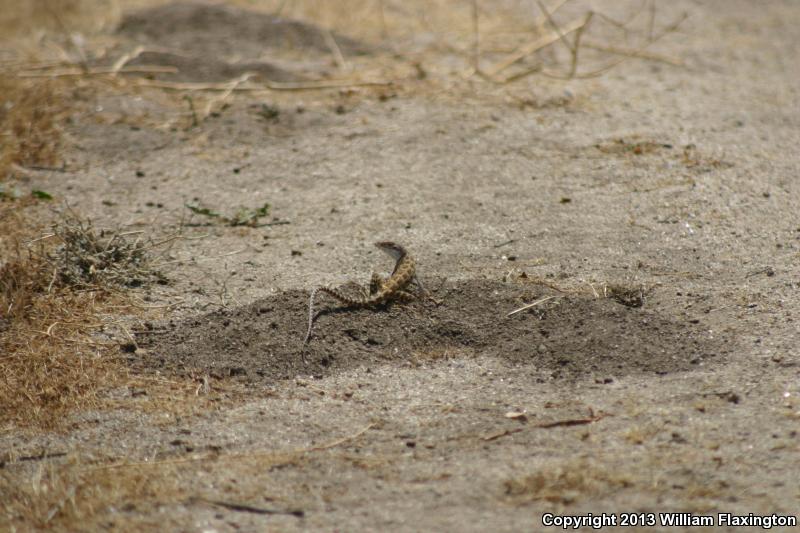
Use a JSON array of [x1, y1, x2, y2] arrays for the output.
[[537, 0, 576, 56], [18, 65, 179, 78], [483, 410, 611, 441], [483, 428, 524, 441], [472, 0, 480, 73], [202, 73, 254, 120], [134, 76, 392, 92], [487, 2, 685, 82], [647, 0, 657, 41], [566, 10, 686, 78], [191, 497, 304, 517], [485, 17, 586, 78], [533, 0, 570, 31], [534, 410, 611, 428], [110, 45, 145, 75], [507, 295, 559, 317], [569, 12, 594, 77], [303, 422, 375, 452], [322, 29, 348, 71]]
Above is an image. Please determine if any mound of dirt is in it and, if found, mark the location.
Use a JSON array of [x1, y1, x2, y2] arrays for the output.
[[117, 1, 371, 60], [134, 280, 728, 383]]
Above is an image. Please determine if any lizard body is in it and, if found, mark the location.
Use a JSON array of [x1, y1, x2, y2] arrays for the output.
[[303, 241, 417, 347]]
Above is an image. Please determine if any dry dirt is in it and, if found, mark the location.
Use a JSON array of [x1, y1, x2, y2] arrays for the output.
[[2, 0, 800, 531]]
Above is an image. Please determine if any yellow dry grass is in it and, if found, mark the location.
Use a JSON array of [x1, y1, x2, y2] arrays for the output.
[[1, 455, 188, 530], [504, 459, 633, 505], [0, 57, 122, 428], [0, 181, 215, 431], [0, 203, 132, 429], [0, 68, 108, 429], [0, 76, 66, 179], [0, 420, 370, 529]]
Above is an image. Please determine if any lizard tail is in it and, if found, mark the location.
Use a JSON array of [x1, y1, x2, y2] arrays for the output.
[[303, 287, 320, 347], [303, 286, 365, 347]]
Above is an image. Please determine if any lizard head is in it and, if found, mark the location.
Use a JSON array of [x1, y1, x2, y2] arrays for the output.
[[374, 241, 407, 261]]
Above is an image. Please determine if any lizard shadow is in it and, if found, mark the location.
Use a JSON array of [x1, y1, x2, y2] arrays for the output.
[[306, 300, 407, 341]]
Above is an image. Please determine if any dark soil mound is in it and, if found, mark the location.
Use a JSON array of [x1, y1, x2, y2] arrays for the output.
[[134, 279, 729, 383], [117, 1, 372, 60]]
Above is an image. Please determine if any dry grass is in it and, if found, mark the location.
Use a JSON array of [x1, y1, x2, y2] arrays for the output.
[[48, 213, 167, 288], [0, 61, 179, 430], [0, 452, 306, 530], [0, 76, 66, 180], [0, 69, 165, 429], [503, 459, 633, 505], [0, 0, 683, 138], [0, 208, 131, 429], [0, 56, 118, 429], [1, 456, 189, 530], [0, 65, 122, 429], [0, 423, 371, 529], [0, 202, 195, 430], [511, 270, 649, 309]]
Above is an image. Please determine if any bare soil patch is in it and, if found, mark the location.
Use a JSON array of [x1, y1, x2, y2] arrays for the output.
[[2, 0, 799, 530]]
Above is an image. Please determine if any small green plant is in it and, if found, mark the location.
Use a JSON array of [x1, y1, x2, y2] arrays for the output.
[[185, 202, 271, 227], [31, 189, 53, 200], [0, 184, 53, 200]]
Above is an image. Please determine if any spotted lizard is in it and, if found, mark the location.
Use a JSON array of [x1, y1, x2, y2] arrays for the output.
[[303, 241, 435, 347]]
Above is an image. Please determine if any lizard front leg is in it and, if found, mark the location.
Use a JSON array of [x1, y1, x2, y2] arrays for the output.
[[369, 272, 385, 296]]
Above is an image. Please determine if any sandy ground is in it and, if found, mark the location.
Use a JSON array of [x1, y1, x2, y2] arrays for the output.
[[3, 0, 800, 531]]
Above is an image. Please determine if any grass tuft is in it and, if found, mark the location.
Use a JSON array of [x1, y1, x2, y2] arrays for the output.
[[0, 206, 167, 429], [504, 459, 632, 505], [49, 213, 166, 288], [0, 76, 66, 179]]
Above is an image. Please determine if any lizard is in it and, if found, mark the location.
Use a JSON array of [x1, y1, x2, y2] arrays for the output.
[[302, 241, 435, 348]]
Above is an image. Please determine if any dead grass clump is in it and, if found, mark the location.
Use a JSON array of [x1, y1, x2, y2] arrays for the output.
[[0, 75, 66, 179], [0, 239, 48, 326], [48, 214, 166, 288], [604, 283, 645, 308], [504, 459, 632, 505], [0, 231, 122, 427], [0, 448, 306, 530], [0, 458, 186, 530], [512, 272, 648, 308], [1, 423, 357, 528], [0, 289, 124, 428], [0, 208, 166, 428]]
